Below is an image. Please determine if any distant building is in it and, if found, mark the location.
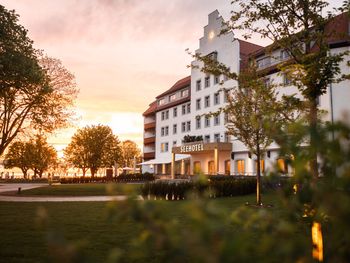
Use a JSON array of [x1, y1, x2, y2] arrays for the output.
[[141, 10, 350, 177]]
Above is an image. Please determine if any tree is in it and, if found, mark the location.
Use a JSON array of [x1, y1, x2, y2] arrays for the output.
[[183, 135, 203, 143], [0, 5, 78, 156], [224, 66, 299, 205], [120, 140, 141, 168], [64, 125, 121, 178], [30, 134, 58, 178], [225, 0, 350, 178], [4, 141, 32, 178]]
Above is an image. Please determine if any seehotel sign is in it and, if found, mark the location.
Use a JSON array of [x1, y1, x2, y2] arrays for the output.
[[180, 143, 204, 153]]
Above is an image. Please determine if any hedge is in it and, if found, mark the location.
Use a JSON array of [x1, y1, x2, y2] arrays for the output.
[[59, 173, 155, 184], [141, 177, 256, 200]]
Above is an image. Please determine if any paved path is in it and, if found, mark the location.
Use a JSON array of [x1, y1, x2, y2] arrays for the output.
[[0, 183, 141, 202], [0, 183, 48, 193]]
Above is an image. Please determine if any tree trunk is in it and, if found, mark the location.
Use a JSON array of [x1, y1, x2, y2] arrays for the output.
[[82, 168, 86, 177], [21, 169, 28, 179], [90, 167, 97, 179], [309, 98, 319, 179], [256, 140, 262, 205]]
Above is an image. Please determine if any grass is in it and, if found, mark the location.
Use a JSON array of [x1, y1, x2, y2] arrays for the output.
[[18, 183, 141, 196], [0, 191, 284, 263]]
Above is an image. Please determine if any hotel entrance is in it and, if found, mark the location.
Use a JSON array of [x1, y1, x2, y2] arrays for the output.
[[171, 142, 232, 178]]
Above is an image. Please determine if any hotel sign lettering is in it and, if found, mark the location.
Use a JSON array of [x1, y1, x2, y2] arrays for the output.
[[180, 143, 204, 153]]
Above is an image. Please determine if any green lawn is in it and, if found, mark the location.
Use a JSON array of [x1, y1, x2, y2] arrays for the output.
[[19, 183, 141, 196], [0, 192, 284, 263]]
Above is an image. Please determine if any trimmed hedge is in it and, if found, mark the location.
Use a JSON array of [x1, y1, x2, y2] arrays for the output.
[[141, 177, 256, 200], [0, 178, 49, 184], [59, 173, 155, 184]]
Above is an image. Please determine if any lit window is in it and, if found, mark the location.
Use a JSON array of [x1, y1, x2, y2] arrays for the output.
[[205, 76, 210, 88], [277, 158, 288, 174], [255, 160, 265, 174], [208, 161, 215, 175], [161, 143, 169, 152], [196, 80, 202, 91], [236, 160, 245, 174]]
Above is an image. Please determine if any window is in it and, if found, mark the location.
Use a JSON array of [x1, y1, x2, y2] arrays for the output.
[[236, 160, 245, 174], [186, 121, 191, 132], [161, 127, 165, 136], [205, 76, 210, 88], [165, 126, 169, 136], [255, 160, 265, 174], [205, 96, 210, 108], [187, 103, 191, 114], [173, 107, 177, 117], [193, 161, 201, 174], [158, 98, 165, 106], [205, 116, 210, 127], [214, 75, 220, 85], [196, 116, 201, 129], [165, 110, 169, 119], [223, 90, 229, 103], [224, 112, 229, 124], [181, 122, 186, 132], [263, 77, 271, 87], [161, 112, 165, 121], [224, 160, 230, 175], [204, 135, 210, 143], [280, 50, 290, 60], [181, 89, 189, 97], [208, 161, 215, 175], [214, 115, 220, 126], [169, 94, 176, 102], [196, 80, 202, 91], [214, 93, 220, 105], [214, 133, 220, 142], [182, 105, 186, 115], [173, 124, 177, 134], [224, 67, 230, 81], [161, 142, 169, 152], [277, 158, 288, 174], [196, 99, 201, 110], [257, 56, 271, 69], [173, 141, 177, 146]]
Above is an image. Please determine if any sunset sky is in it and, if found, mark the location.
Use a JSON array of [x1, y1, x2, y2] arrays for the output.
[[1, 0, 344, 156]]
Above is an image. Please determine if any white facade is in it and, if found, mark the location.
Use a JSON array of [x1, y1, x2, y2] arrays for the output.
[[143, 10, 350, 177]]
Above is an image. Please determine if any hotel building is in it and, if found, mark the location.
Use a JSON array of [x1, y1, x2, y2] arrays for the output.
[[142, 10, 350, 177]]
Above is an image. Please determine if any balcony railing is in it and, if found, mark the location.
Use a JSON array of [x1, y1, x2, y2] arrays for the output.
[[144, 122, 156, 130], [144, 137, 155, 144]]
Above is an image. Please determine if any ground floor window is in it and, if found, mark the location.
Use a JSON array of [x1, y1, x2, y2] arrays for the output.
[[224, 160, 230, 175], [277, 158, 288, 174], [193, 161, 201, 174], [254, 159, 265, 174], [236, 160, 245, 174], [208, 161, 215, 175]]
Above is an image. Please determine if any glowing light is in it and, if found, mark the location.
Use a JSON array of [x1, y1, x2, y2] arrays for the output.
[[208, 31, 215, 40], [312, 222, 323, 262]]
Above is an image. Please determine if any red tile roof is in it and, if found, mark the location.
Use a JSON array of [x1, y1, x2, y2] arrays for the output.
[[156, 76, 191, 99], [142, 101, 157, 116]]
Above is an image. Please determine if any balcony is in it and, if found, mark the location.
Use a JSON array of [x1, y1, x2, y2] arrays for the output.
[[144, 122, 156, 130], [143, 152, 155, 160], [144, 137, 155, 144]]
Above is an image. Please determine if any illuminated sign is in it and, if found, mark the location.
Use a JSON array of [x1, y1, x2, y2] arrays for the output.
[[180, 143, 204, 153]]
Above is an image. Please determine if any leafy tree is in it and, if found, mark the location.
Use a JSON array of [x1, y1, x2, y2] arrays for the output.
[[225, 0, 350, 178], [225, 65, 299, 205], [64, 125, 121, 178], [30, 134, 58, 178], [0, 5, 78, 156], [120, 140, 141, 168], [4, 141, 32, 178]]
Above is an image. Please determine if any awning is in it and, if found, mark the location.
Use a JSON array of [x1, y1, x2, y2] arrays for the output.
[[139, 154, 191, 165]]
